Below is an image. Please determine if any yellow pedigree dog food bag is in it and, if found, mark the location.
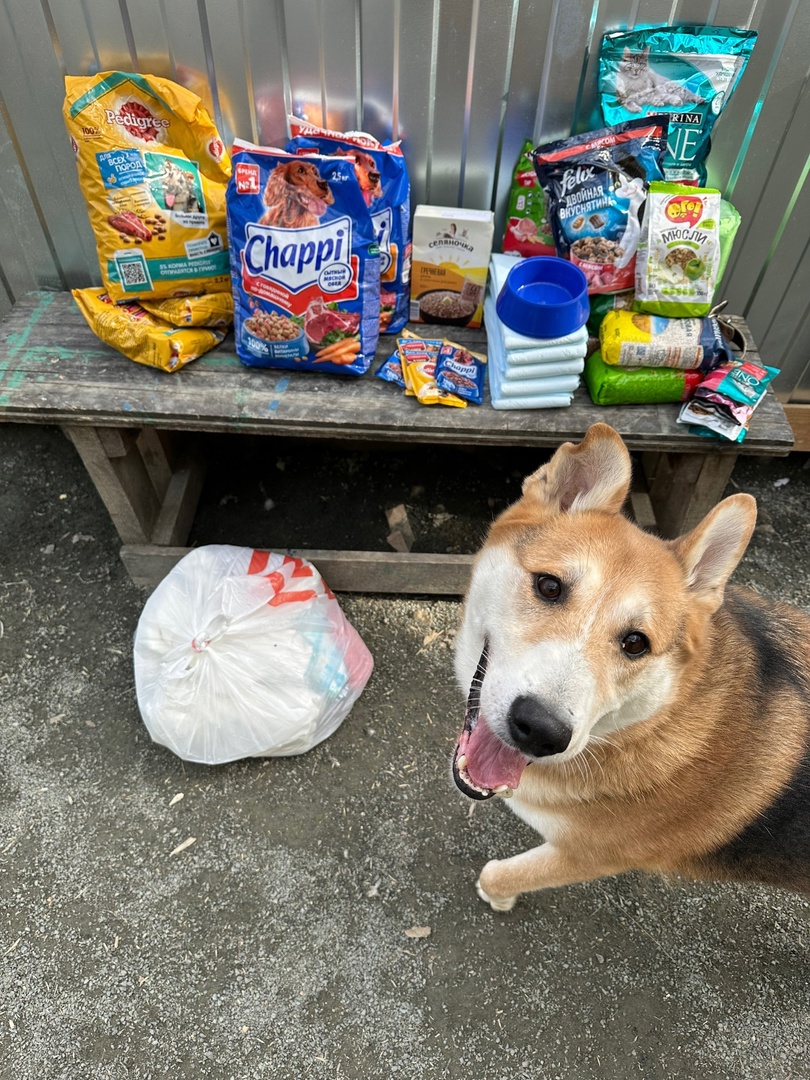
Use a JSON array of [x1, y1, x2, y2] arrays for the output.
[[64, 72, 231, 301], [72, 288, 226, 372], [139, 292, 233, 328]]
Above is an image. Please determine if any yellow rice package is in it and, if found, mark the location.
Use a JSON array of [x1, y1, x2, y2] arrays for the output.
[[63, 72, 232, 301], [72, 288, 226, 372], [139, 292, 233, 328]]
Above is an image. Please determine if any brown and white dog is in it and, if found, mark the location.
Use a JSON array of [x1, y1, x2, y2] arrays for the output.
[[333, 148, 383, 207], [453, 423, 810, 910], [259, 160, 335, 228]]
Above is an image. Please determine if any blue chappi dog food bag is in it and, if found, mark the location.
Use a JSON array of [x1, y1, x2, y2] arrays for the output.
[[287, 118, 412, 336], [226, 140, 381, 375]]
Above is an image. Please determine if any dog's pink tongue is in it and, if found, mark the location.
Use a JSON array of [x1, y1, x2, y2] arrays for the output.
[[465, 717, 529, 791], [304, 193, 327, 216]]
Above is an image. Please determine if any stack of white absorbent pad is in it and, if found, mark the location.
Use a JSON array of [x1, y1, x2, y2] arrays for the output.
[[485, 253, 588, 410]]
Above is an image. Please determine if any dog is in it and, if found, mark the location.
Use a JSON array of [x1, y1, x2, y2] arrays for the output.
[[453, 423, 810, 910], [333, 148, 382, 207], [161, 160, 199, 213], [259, 160, 335, 228]]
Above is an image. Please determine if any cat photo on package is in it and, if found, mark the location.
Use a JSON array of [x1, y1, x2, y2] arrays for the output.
[[599, 25, 757, 185]]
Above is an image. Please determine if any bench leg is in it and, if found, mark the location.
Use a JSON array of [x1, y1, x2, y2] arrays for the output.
[[642, 451, 738, 538], [63, 425, 206, 554]]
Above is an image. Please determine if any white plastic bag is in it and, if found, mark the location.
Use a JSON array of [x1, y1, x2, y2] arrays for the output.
[[133, 545, 373, 763]]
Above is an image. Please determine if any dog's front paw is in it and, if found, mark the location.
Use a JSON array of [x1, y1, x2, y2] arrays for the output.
[[476, 862, 517, 912]]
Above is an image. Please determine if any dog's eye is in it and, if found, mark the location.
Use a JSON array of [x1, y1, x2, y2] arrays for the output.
[[533, 574, 563, 602], [621, 631, 650, 657]]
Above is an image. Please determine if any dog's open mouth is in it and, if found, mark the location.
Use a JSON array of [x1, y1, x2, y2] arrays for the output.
[[302, 191, 329, 216], [452, 640, 531, 801]]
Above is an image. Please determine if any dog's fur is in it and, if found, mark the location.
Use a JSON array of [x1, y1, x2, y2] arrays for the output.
[[333, 148, 382, 207], [454, 424, 810, 910], [259, 160, 335, 228]]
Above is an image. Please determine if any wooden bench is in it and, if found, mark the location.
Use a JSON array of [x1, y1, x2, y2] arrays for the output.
[[0, 291, 794, 594]]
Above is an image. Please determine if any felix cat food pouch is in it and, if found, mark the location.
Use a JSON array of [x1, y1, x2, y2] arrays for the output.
[[63, 72, 231, 301], [226, 141, 381, 375]]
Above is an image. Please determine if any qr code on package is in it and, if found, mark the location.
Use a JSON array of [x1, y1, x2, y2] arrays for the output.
[[115, 253, 152, 291]]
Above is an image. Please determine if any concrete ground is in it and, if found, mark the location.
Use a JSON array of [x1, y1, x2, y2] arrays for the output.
[[1, 422, 809, 1080]]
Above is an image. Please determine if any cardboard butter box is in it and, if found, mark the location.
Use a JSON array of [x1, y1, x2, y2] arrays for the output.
[[410, 206, 495, 329]]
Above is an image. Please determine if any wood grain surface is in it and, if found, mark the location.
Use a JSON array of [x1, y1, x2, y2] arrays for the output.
[[0, 292, 794, 456]]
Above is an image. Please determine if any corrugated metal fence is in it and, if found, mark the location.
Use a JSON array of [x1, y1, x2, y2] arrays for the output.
[[1, 0, 809, 402]]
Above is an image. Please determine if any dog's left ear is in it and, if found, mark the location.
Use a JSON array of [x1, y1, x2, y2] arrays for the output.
[[671, 493, 757, 609], [522, 423, 632, 515]]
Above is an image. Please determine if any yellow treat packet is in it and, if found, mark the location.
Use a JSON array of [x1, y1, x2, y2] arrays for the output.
[[139, 292, 233, 328], [72, 288, 225, 372], [63, 71, 232, 301], [396, 331, 466, 406]]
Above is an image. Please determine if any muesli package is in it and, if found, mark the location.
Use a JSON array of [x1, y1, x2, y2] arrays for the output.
[[226, 141, 381, 375], [502, 140, 555, 257], [599, 25, 757, 185], [410, 206, 495, 328], [286, 118, 412, 335], [63, 72, 231, 301], [634, 183, 721, 317], [532, 117, 668, 295]]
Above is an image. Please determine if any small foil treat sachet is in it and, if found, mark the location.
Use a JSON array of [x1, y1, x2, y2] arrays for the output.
[[375, 348, 407, 388], [678, 360, 779, 442], [434, 342, 487, 405]]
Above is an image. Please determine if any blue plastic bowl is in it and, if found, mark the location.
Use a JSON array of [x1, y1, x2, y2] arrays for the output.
[[495, 256, 589, 340]]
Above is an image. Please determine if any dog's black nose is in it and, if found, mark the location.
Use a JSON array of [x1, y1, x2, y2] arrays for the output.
[[507, 696, 572, 758]]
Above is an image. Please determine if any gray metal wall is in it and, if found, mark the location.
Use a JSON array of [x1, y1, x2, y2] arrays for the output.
[[1, 0, 809, 402]]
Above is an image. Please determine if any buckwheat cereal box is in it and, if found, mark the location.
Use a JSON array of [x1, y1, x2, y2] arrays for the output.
[[410, 206, 494, 329]]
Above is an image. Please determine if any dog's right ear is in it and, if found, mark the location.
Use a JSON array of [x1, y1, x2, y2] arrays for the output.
[[521, 424, 632, 515]]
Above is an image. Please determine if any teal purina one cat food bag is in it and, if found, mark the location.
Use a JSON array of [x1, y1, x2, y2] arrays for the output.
[[599, 25, 757, 185]]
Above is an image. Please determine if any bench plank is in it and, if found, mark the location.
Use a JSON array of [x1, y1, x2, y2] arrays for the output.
[[0, 291, 794, 455], [120, 545, 475, 594]]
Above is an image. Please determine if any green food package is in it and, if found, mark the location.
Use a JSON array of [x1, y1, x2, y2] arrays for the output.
[[587, 291, 635, 336], [584, 349, 703, 405], [716, 199, 741, 289], [634, 182, 721, 317], [501, 140, 555, 256]]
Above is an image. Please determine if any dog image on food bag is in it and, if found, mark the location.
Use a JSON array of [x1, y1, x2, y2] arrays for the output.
[[333, 148, 383, 206], [453, 424, 810, 910], [259, 159, 336, 228]]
